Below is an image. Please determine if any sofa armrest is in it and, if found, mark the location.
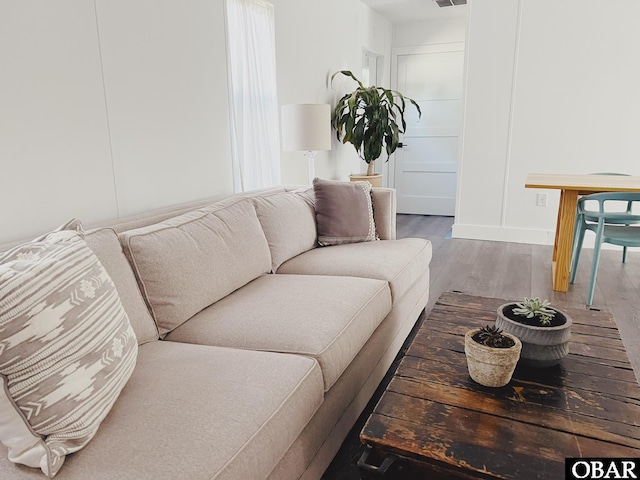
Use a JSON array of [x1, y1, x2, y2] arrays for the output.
[[371, 188, 397, 240]]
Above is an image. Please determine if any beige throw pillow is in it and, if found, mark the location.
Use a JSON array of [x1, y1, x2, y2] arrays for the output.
[[0, 222, 138, 478], [313, 178, 378, 246]]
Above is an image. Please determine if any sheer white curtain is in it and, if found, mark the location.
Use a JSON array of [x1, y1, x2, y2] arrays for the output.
[[225, 0, 281, 192]]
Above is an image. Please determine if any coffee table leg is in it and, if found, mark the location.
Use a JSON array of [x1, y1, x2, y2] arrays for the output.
[[357, 446, 401, 478]]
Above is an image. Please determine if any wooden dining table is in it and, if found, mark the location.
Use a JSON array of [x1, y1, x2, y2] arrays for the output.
[[525, 173, 640, 292]]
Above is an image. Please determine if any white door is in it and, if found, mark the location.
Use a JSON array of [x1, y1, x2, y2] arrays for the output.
[[390, 44, 464, 216]]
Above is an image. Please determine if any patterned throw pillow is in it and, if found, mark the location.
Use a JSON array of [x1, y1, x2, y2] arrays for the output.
[[0, 222, 138, 478], [313, 178, 378, 246]]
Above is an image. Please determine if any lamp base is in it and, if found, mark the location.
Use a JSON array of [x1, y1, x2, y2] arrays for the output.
[[303, 150, 317, 185]]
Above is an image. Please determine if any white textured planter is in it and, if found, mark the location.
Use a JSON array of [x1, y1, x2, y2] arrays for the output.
[[495, 303, 572, 368], [349, 173, 382, 187], [464, 329, 522, 387]]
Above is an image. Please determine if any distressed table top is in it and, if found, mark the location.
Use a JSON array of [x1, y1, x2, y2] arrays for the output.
[[360, 292, 640, 479]]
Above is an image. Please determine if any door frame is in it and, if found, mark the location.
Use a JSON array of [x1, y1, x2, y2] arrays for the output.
[[384, 42, 465, 188], [362, 48, 384, 87]]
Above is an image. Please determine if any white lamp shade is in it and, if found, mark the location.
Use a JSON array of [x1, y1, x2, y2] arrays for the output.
[[281, 103, 332, 152]]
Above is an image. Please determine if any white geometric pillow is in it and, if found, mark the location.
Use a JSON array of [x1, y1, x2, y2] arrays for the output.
[[0, 222, 138, 478]]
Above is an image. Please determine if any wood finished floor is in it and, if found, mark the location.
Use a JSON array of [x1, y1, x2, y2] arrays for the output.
[[397, 214, 640, 382]]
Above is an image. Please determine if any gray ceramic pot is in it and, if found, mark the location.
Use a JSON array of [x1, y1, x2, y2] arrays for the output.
[[495, 303, 572, 368]]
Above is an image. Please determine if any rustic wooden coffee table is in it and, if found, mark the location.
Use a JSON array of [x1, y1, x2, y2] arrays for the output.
[[359, 292, 640, 479]]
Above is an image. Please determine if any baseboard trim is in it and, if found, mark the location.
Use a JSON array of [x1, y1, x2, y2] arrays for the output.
[[451, 223, 638, 252], [451, 224, 554, 245]]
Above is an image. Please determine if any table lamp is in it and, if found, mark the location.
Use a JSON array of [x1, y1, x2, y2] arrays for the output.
[[281, 103, 331, 184]]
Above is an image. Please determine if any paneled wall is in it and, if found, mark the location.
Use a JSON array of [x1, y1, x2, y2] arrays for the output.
[[0, 0, 392, 244], [0, 1, 233, 244], [455, 0, 640, 244], [273, 0, 393, 183], [95, 0, 233, 217], [0, 2, 119, 242]]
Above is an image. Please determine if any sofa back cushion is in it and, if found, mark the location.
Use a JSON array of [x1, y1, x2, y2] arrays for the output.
[[85, 228, 159, 344], [252, 189, 317, 272], [120, 198, 272, 337]]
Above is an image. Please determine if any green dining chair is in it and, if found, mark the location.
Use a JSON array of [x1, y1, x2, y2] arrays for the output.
[[569, 192, 640, 306], [571, 173, 637, 264]]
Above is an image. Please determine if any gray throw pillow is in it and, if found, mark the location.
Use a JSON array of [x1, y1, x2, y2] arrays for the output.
[[313, 178, 378, 246]]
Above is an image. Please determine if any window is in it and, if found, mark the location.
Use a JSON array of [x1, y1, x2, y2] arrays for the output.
[[225, 0, 280, 192], [362, 50, 382, 87]]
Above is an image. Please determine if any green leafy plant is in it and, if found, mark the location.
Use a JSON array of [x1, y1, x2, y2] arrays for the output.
[[512, 297, 556, 326], [331, 70, 421, 176], [473, 325, 515, 349]]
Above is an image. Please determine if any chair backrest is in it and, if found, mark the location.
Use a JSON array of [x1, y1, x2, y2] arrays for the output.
[[582, 173, 635, 215], [578, 192, 640, 223]]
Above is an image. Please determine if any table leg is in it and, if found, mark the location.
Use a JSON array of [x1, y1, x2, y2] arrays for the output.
[[552, 189, 579, 292]]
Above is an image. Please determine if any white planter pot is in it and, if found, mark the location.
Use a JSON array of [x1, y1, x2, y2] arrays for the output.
[[349, 174, 382, 187], [464, 329, 522, 387], [495, 303, 572, 368]]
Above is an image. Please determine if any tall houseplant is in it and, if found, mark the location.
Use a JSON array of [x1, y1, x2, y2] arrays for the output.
[[331, 70, 421, 177]]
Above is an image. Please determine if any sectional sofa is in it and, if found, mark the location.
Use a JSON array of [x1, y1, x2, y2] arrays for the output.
[[0, 184, 432, 480]]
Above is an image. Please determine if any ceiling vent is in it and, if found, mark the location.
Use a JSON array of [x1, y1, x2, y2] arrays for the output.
[[434, 0, 467, 6]]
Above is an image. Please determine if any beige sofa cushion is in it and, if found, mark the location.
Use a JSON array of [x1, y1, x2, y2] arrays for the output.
[[85, 228, 158, 344], [0, 342, 324, 480], [119, 198, 272, 337], [165, 274, 392, 391], [0, 226, 137, 478], [252, 189, 317, 272], [277, 238, 432, 302]]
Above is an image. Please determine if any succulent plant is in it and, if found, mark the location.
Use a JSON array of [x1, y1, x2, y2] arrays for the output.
[[512, 297, 556, 326], [475, 325, 514, 348]]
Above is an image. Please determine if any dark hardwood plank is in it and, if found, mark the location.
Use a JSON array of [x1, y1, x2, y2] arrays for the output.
[[386, 376, 640, 447], [362, 410, 640, 480], [362, 412, 567, 480], [360, 291, 640, 479], [397, 352, 640, 404]]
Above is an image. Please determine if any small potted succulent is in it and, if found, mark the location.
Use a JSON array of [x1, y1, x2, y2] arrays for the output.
[[495, 297, 572, 368], [464, 325, 522, 388]]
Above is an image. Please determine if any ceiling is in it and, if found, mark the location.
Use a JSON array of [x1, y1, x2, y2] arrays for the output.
[[360, 0, 467, 24]]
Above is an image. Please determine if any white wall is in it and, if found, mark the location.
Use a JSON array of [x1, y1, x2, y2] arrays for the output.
[[0, 0, 233, 244], [95, 0, 233, 217], [454, 0, 640, 244], [393, 15, 466, 47], [273, 0, 392, 183], [0, 0, 391, 244], [0, 2, 118, 242]]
